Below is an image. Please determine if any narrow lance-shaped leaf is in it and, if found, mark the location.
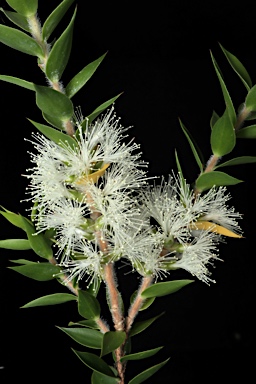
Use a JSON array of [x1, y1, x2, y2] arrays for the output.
[[91, 371, 119, 384], [219, 43, 252, 91], [0, 24, 43, 57], [196, 171, 243, 192], [210, 51, 236, 125], [45, 8, 76, 82], [236, 125, 256, 139], [0, 239, 31, 250], [0, 8, 30, 32], [120, 346, 163, 362], [6, 0, 38, 17], [9, 262, 61, 281], [189, 221, 242, 238], [0, 208, 26, 230], [78, 290, 101, 320], [66, 52, 107, 98], [129, 312, 165, 337], [72, 350, 116, 377], [128, 358, 170, 384], [210, 109, 236, 157], [178, 118, 203, 171], [245, 85, 256, 112], [42, 112, 64, 130], [42, 0, 75, 40], [141, 279, 193, 299], [101, 331, 126, 357], [0, 75, 34, 90], [215, 156, 256, 168], [58, 327, 103, 349], [34, 84, 74, 121], [21, 293, 77, 308]]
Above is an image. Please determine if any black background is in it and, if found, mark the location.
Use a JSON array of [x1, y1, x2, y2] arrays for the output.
[[0, 0, 255, 383]]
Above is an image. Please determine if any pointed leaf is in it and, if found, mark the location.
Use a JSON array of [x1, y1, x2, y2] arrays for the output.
[[178, 119, 203, 171], [0, 208, 26, 230], [219, 43, 252, 91], [21, 293, 77, 308], [81, 94, 122, 128], [141, 280, 193, 299], [210, 110, 220, 130], [21, 216, 53, 259], [0, 9, 30, 32], [101, 331, 126, 357], [5, 0, 38, 17], [210, 109, 236, 157], [120, 346, 163, 362], [210, 51, 236, 125], [129, 312, 165, 337], [0, 75, 34, 90], [9, 262, 61, 281], [196, 171, 243, 192], [66, 52, 107, 98], [28, 119, 77, 148], [45, 8, 76, 82], [128, 358, 170, 384], [34, 84, 74, 120], [72, 350, 115, 377], [215, 156, 256, 168], [0, 24, 43, 57], [58, 327, 103, 349], [245, 84, 256, 112], [0, 239, 31, 250], [130, 291, 155, 311], [42, 112, 64, 130], [236, 125, 256, 138], [91, 371, 119, 384], [9, 259, 35, 264], [42, 0, 75, 40], [78, 290, 101, 320], [68, 319, 99, 329], [174, 149, 184, 181], [190, 221, 242, 238]]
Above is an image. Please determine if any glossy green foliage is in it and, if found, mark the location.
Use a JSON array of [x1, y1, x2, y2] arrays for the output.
[[45, 8, 76, 82], [237, 125, 256, 138], [21, 293, 77, 308], [59, 326, 103, 349], [28, 119, 78, 148], [196, 171, 242, 192], [42, 0, 75, 40], [42, 112, 65, 130], [72, 350, 117, 377], [215, 156, 256, 168], [0, 75, 34, 90], [129, 312, 164, 337], [34, 84, 74, 121], [210, 110, 220, 129], [0, 8, 30, 31], [68, 319, 99, 329], [91, 371, 120, 384], [141, 279, 193, 298], [210, 109, 236, 157], [178, 119, 203, 171], [0, 208, 26, 230], [128, 358, 170, 384], [219, 44, 252, 91], [78, 290, 101, 320], [0, 24, 43, 57], [120, 346, 163, 362], [66, 52, 107, 98], [101, 331, 126, 357], [6, 0, 38, 17], [9, 261, 61, 281], [0, 239, 31, 250], [245, 85, 256, 112]]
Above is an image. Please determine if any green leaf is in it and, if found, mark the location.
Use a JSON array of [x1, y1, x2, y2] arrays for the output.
[[141, 280, 193, 299], [42, 0, 75, 40], [174, 149, 184, 180], [5, 0, 38, 17], [130, 291, 155, 311], [28, 119, 77, 148], [42, 112, 64, 130], [219, 43, 252, 91], [81, 94, 122, 129], [0, 239, 31, 250], [78, 290, 101, 320], [21, 217, 53, 260], [120, 346, 163, 362], [210, 51, 236, 125], [21, 293, 77, 308], [0, 24, 43, 57], [245, 84, 256, 112], [129, 312, 165, 337], [210, 109, 236, 157], [66, 52, 107, 98], [68, 319, 99, 329], [45, 8, 76, 82], [9, 262, 61, 281], [58, 327, 103, 349], [210, 110, 220, 130], [178, 118, 203, 171], [34, 84, 74, 121], [9, 259, 35, 264], [0, 9, 30, 32], [0, 75, 34, 90], [72, 350, 115, 377], [215, 156, 256, 168], [91, 371, 119, 384], [236, 125, 256, 138], [196, 171, 243, 192], [0, 208, 26, 230], [101, 331, 126, 357], [128, 358, 170, 384]]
